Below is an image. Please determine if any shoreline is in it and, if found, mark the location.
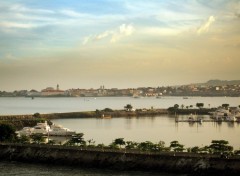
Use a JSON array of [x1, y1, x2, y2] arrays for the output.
[[0, 108, 212, 119]]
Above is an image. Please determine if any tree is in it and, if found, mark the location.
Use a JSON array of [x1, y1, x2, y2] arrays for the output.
[[31, 134, 45, 144], [33, 112, 41, 118], [174, 104, 179, 109], [125, 141, 138, 149], [137, 141, 154, 151], [124, 104, 133, 111], [17, 135, 30, 144], [0, 123, 17, 142], [103, 108, 113, 112], [181, 104, 184, 109], [170, 140, 185, 152], [222, 104, 229, 109], [69, 133, 85, 146], [209, 140, 233, 154], [87, 139, 95, 147], [196, 103, 204, 109], [113, 138, 126, 148]]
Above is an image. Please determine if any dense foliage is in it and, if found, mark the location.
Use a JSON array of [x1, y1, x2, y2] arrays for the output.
[[0, 123, 17, 142]]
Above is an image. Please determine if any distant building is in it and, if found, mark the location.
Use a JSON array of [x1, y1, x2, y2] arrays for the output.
[[41, 85, 66, 96]]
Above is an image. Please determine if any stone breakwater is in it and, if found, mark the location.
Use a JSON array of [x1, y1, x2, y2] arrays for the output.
[[0, 143, 240, 175], [0, 109, 169, 120]]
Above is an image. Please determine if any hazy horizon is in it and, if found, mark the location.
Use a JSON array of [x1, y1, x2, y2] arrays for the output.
[[1, 0, 240, 91]]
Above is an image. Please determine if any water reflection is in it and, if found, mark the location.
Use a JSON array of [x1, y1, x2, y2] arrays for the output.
[[227, 122, 235, 128], [52, 115, 240, 149]]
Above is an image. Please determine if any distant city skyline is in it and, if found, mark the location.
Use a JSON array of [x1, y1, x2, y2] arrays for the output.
[[1, 0, 240, 91]]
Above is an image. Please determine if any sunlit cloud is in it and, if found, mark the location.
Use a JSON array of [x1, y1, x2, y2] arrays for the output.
[[83, 24, 135, 44], [197, 16, 216, 35], [111, 24, 135, 42]]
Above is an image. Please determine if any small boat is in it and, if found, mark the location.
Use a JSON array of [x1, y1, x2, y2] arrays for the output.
[[101, 114, 112, 119]]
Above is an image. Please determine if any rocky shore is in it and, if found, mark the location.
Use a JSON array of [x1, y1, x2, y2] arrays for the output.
[[0, 143, 240, 175]]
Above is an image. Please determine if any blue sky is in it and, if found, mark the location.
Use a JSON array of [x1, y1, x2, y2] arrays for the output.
[[0, 0, 240, 90]]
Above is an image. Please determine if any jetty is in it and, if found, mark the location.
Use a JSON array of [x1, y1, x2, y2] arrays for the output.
[[1, 143, 240, 175]]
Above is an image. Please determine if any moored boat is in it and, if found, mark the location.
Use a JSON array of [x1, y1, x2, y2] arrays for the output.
[[49, 124, 76, 136]]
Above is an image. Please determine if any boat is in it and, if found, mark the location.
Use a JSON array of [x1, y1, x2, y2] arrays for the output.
[[183, 97, 188, 99], [132, 94, 141, 98], [17, 121, 76, 136], [49, 124, 76, 136], [17, 127, 34, 136], [31, 121, 51, 135], [101, 114, 112, 119]]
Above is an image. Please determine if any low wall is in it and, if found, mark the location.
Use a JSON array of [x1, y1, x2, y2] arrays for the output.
[[0, 143, 240, 175]]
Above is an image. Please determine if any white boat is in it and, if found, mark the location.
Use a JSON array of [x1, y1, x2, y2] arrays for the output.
[[17, 127, 34, 136], [31, 121, 51, 135], [17, 121, 75, 136], [49, 124, 76, 136]]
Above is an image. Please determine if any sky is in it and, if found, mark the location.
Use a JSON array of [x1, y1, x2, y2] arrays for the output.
[[0, 0, 240, 91]]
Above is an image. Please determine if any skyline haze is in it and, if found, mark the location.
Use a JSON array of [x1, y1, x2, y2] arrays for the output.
[[0, 0, 240, 91]]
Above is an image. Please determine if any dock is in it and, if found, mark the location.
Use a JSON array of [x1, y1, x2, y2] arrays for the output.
[[175, 119, 239, 123]]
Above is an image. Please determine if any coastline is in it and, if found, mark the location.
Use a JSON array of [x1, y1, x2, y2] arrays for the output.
[[1, 143, 240, 175], [0, 108, 212, 119]]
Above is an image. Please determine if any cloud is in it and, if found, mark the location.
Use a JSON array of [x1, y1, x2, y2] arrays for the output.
[[111, 24, 135, 42], [83, 24, 135, 44], [60, 9, 88, 18], [10, 4, 55, 14], [0, 21, 35, 29], [197, 16, 216, 34]]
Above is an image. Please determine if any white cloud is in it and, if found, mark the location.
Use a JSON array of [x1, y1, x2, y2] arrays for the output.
[[197, 16, 216, 34], [0, 21, 35, 29], [95, 31, 112, 40], [60, 9, 88, 18], [83, 24, 135, 44], [10, 4, 55, 14]]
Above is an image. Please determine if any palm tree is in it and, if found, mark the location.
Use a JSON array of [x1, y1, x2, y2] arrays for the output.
[[113, 138, 126, 149], [209, 140, 233, 154], [124, 104, 133, 111], [170, 140, 185, 152]]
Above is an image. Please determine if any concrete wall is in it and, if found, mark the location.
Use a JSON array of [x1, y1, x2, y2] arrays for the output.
[[0, 143, 240, 175]]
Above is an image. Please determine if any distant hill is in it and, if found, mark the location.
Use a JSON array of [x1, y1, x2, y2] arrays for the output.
[[204, 79, 240, 86]]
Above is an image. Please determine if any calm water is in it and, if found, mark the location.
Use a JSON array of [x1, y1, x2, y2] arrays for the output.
[[1, 97, 240, 175], [0, 96, 239, 115], [0, 161, 179, 176], [51, 115, 240, 150]]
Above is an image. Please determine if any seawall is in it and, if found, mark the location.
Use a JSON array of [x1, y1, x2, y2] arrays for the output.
[[0, 143, 240, 175], [0, 109, 169, 120]]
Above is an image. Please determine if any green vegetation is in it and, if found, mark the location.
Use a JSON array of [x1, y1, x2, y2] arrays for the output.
[[222, 104, 229, 109], [0, 123, 17, 142], [0, 121, 239, 157], [196, 103, 204, 109], [124, 104, 133, 111], [33, 112, 41, 118], [209, 140, 233, 154]]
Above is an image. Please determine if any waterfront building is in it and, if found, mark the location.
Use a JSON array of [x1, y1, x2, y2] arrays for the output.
[[41, 85, 66, 96]]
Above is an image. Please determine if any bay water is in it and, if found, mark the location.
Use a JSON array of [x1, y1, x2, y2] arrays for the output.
[[0, 96, 240, 175]]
